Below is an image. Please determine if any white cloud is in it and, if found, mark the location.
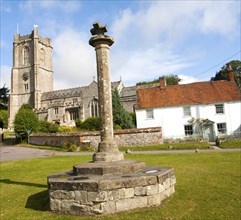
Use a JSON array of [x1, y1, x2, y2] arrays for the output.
[[52, 28, 96, 89], [0, 65, 11, 88], [179, 74, 201, 84]]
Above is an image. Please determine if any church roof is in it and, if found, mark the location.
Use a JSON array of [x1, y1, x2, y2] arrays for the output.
[[136, 80, 241, 109], [120, 86, 136, 97]]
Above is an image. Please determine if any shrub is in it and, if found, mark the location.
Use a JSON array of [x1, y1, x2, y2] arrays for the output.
[[75, 119, 82, 128], [58, 126, 77, 133], [37, 120, 59, 133], [14, 104, 38, 139], [0, 110, 8, 128], [114, 124, 122, 130], [79, 117, 100, 131], [63, 142, 77, 152]]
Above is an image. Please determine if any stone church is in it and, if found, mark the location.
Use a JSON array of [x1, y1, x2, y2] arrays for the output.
[[8, 27, 136, 128]]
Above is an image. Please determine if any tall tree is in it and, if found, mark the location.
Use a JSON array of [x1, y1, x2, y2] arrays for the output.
[[211, 60, 241, 89], [0, 85, 9, 108], [112, 89, 135, 129], [136, 74, 182, 86]]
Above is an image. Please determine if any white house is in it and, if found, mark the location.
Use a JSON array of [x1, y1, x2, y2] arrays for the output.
[[136, 69, 241, 142]]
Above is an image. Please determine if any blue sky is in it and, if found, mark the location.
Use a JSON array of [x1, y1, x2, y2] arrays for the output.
[[1, 0, 240, 90]]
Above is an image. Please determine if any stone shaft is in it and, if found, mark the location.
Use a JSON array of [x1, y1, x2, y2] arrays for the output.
[[89, 24, 123, 162]]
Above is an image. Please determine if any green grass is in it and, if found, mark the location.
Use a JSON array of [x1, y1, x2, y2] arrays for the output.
[[119, 141, 210, 151], [219, 139, 241, 149], [1, 152, 240, 220]]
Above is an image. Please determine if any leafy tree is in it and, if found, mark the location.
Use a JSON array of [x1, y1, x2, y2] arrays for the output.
[[14, 104, 39, 139], [136, 74, 182, 86], [112, 89, 135, 129], [211, 60, 241, 89], [0, 110, 8, 128], [0, 85, 9, 108]]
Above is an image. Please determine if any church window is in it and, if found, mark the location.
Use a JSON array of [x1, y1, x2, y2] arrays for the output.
[[24, 84, 28, 91], [90, 99, 99, 117], [54, 108, 58, 114], [68, 108, 79, 120], [23, 47, 30, 65], [40, 48, 45, 66]]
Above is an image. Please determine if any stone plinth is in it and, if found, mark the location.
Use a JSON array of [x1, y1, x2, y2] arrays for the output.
[[48, 161, 176, 215]]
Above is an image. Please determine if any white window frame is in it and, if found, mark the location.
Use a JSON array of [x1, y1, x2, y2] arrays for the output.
[[146, 109, 154, 119], [217, 123, 227, 134], [184, 125, 193, 136], [183, 106, 191, 117], [215, 104, 224, 114]]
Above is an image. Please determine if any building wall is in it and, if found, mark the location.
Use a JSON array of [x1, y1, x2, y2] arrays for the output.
[[136, 101, 241, 139], [8, 27, 53, 128]]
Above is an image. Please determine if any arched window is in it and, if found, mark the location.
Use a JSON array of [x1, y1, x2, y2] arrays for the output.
[[23, 47, 30, 65], [40, 48, 45, 66], [90, 98, 99, 117]]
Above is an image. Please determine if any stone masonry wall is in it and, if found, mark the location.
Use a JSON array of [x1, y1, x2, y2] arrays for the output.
[[30, 127, 162, 149]]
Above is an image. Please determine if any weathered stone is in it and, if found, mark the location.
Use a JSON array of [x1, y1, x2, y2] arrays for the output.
[[146, 184, 159, 195], [147, 194, 161, 206], [134, 186, 147, 196], [158, 183, 165, 193], [119, 188, 134, 199], [116, 197, 148, 212], [74, 190, 88, 204], [50, 199, 61, 211], [88, 191, 108, 202]]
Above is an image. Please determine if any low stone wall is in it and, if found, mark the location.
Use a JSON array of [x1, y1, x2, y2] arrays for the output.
[[29, 127, 162, 149]]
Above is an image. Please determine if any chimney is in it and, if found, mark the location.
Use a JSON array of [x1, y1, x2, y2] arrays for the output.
[[227, 63, 235, 81], [159, 76, 166, 89]]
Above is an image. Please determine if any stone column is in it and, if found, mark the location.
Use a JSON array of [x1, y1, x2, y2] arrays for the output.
[[89, 22, 124, 162]]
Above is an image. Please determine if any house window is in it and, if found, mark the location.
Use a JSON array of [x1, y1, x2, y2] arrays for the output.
[[184, 125, 193, 135], [215, 104, 224, 114], [24, 84, 28, 91], [54, 108, 58, 114], [90, 99, 99, 117], [183, 106, 191, 116], [146, 109, 154, 119], [217, 123, 226, 134]]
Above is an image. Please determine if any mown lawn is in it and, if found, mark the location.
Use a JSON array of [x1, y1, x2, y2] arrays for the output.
[[219, 139, 241, 149], [0, 152, 240, 220]]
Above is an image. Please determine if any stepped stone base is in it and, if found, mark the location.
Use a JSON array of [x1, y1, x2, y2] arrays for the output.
[[48, 160, 176, 215]]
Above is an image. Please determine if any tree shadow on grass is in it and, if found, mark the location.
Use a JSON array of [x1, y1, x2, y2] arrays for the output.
[[0, 179, 50, 211]]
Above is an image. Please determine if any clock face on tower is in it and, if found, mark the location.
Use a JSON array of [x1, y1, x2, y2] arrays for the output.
[[22, 72, 29, 81]]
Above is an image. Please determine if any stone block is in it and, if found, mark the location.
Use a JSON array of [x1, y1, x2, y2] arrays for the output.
[[134, 186, 147, 196], [146, 184, 159, 195], [119, 188, 134, 199], [50, 198, 61, 211], [170, 176, 176, 186], [88, 191, 108, 202], [163, 178, 171, 190], [158, 183, 165, 193], [107, 190, 119, 200], [75, 190, 88, 204], [102, 201, 116, 214], [147, 194, 161, 206], [116, 197, 148, 212]]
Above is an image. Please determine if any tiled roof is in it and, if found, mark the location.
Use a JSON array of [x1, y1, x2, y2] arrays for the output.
[[137, 80, 241, 109]]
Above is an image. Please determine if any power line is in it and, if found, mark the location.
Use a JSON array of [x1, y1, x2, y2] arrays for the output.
[[194, 50, 241, 77]]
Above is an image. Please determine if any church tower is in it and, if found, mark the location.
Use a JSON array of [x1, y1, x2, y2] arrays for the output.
[[8, 26, 53, 128]]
